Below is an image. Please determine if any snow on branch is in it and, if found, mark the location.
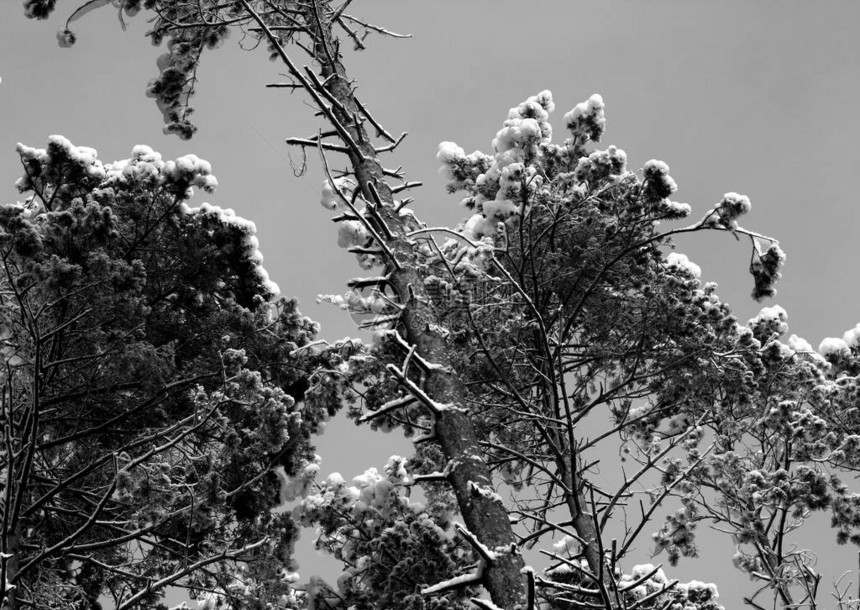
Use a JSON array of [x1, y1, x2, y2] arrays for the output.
[[316, 141, 402, 271], [412, 470, 449, 483], [454, 522, 497, 564], [358, 313, 402, 330], [411, 422, 437, 444], [395, 197, 415, 212], [386, 330, 445, 371], [361, 185, 395, 240], [347, 275, 391, 289], [523, 566, 536, 610], [347, 245, 385, 255], [391, 181, 422, 194], [357, 394, 418, 423], [420, 569, 483, 596], [407, 226, 483, 249], [339, 13, 412, 39], [470, 598, 505, 610], [285, 136, 350, 153], [618, 563, 667, 593], [241, 0, 364, 160], [289, 339, 333, 358], [352, 94, 397, 143], [628, 580, 679, 610], [537, 550, 599, 585], [373, 132, 408, 153], [385, 364, 450, 414], [469, 481, 504, 506], [382, 165, 406, 179]]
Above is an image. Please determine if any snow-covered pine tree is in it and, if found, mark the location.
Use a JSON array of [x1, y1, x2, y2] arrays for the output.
[[19, 2, 860, 609], [0, 137, 326, 609]]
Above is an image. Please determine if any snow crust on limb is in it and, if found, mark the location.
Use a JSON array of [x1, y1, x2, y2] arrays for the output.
[[420, 569, 483, 595], [469, 597, 505, 610], [468, 480, 504, 504], [545, 556, 590, 577]]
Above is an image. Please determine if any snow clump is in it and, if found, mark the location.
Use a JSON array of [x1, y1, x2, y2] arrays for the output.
[[564, 93, 606, 142], [551, 535, 578, 557], [842, 322, 860, 349], [747, 305, 788, 340], [320, 177, 356, 210], [104, 146, 217, 194], [437, 91, 556, 240], [705, 192, 752, 230], [819, 337, 850, 360], [665, 252, 701, 279]]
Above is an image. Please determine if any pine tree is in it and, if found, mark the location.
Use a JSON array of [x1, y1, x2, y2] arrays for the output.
[[0, 137, 323, 609]]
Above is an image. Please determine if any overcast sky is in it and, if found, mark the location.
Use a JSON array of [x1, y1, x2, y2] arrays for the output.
[[2, 1, 860, 606]]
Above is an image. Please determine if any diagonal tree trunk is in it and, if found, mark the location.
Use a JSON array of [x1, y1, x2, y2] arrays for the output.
[[270, 4, 530, 607]]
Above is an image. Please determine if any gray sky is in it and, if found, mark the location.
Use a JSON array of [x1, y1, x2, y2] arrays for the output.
[[2, 1, 860, 606]]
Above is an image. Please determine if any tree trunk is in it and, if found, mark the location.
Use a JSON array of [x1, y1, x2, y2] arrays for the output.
[[302, 7, 528, 608]]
